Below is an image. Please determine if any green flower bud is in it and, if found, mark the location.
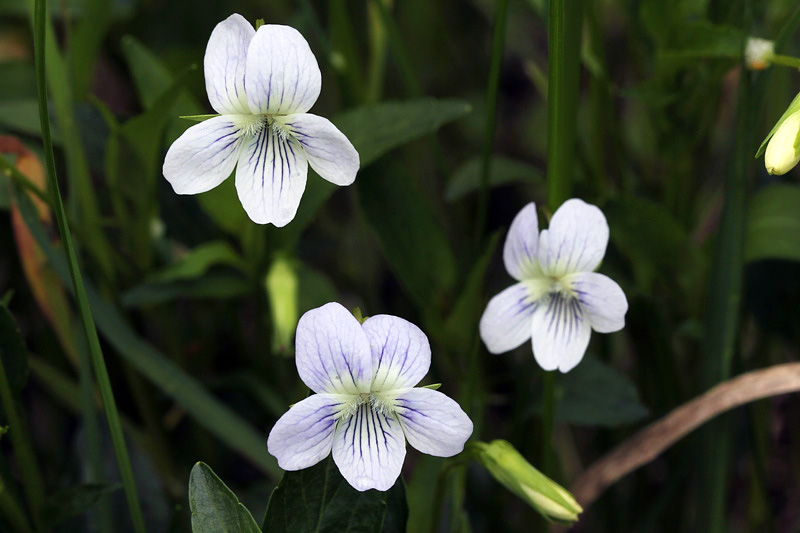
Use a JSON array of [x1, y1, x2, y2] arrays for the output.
[[765, 110, 800, 175], [265, 256, 299, 355], [473, 440, 582, 524]]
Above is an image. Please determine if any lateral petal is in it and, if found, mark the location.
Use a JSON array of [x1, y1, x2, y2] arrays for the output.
[[162, 116, 245, 195], [393, 388, 473, 457]]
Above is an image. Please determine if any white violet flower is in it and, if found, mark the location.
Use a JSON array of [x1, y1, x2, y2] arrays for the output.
[[267, 302, 473, 491], [163, 14, 359, 227], [479, 199, 628, 373]]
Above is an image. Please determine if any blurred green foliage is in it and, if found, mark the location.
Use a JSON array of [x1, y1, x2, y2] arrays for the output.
[[0, 0, 799, 531]]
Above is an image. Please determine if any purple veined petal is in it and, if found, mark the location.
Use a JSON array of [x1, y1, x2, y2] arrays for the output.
[[568, 272, 628, 333], [361, 315, 431, 392], [479, 281, 549, 354], [203, 13, 254, 115], [235, 122, 308, 226], [295, 303, 373, 395], [537, 199, 609, 278], [277, 113, 359, 186], [267, 393, 348, 471], [331, 404, 406, 492], [503, 203, 540, 281], [245, 25, 321, 116], [392, 388, 473, 457], [162, 115, 246, 195], [530, 293, 592, 373]]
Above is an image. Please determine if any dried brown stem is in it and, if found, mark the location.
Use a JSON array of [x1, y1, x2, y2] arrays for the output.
[[570, 362, 800, 508]]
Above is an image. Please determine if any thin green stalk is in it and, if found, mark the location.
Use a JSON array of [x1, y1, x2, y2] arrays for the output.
[[475, 0, 510, 246], [698, 51, 751, 533], [32, 1, 146, 531], [542, 0, 583, 481], [0, 349, 45, 530], [768, 54, 800, 69], [370, 0, 422, 96], [365, 0, 390, 103]]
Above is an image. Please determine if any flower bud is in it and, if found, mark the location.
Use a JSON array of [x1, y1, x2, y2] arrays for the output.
[[265, 256, 298, 354], [765, 110, 800, 175], [745, 37, 774, 70], [474, 440, 582, 524]]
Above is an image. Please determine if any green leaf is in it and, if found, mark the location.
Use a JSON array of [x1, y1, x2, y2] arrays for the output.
[[121, 274, 251, 308], [335, 98, 471, 167], [445, 156, 544, 202], [12, 187, 280, 477], [189, 462, 260, 533], [0, 304, 30, 394], [263, 456, 408, 533], [148, 242, 248, 283], [358, 166, 457, 312], [555, 356, 649, 426], [42, 483, 120, 528], [745, 184, 800, 263], [756, 91, 800, 158], [0, 99, 61, 142]]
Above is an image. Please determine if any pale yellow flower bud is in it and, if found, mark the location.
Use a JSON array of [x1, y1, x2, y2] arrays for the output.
[[745, 37, 774, 70], [474, 440, 582, 524], [765, 110, 800, 175]]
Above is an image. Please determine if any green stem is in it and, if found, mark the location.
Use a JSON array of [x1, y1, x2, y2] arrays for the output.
[[370, 0, 422, 97], [365, 0, 390, 104], [768, 53, 800, 69], [475, 0, 510, 246], [32, 1, 146, 532], [0, 347, 45, 530], [542, 0, 583, 484]]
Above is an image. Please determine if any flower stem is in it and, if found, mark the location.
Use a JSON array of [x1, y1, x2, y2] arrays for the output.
[[475, 0, 510, 247], [542, 0, 583, 481], [768, 53, 800, 69], [33, 0, 146, 531]]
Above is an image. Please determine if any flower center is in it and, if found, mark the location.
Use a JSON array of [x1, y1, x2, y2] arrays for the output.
[[238, 114, 290, 141], [338, 392, 395, 421]]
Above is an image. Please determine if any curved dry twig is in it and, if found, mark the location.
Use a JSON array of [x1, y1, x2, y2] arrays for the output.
[[570, 362, 800, 508]]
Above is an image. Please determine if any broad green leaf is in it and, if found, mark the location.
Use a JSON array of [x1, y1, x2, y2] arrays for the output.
[[263, 456, 408, 533], [189, 462, 260, 533], [148, 242, 248, 283], [121, 274, 251, 308], [267, 98, 472, 250], [42, 483, 120, 528], [745, 184, 800, 263], [756, 91, 800, 158], [0, 304, 29, 394], [335, 98, 471, 167], [12, 187, 279, 477], [0, 100, 60, 142], [358, 166, 457, 312], [556, 356, 649, 426], [445, 156, 544, 202]]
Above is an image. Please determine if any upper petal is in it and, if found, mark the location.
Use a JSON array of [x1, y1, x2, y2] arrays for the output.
[[204, 13, 254, 115], [361, 314, 430, 391], [503, 203, 540, 280], [569, 272, 628, 333], [479, 281, 548, 354], [277, 114, 359, 186], [162, 115, 245, 195], [267, 393, 347, 471], [235, 124, 308, 226], [393, 388, 473, 457], [332, 405, 406, 492], [537, 199, 609, 277], [245, 25, 321, 116], [530, 294, 592, 373], [295, 302, 373, 394]]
